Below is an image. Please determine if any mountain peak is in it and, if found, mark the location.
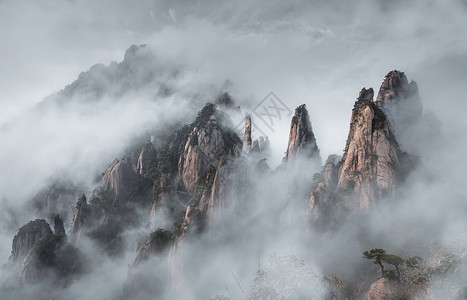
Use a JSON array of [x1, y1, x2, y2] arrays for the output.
[[376, 70, 419, 105], [284, 104, 320, 162], [357, 87, 374, 102]]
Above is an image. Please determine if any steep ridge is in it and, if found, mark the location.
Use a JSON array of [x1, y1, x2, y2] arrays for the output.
[[40, 44, 170, 106], [284, 104, 320, 162], [308, 83, 411, 221], [10, 219, 53, 263], [8, 217, 85, 285], [375, 70, 421, 117], [375, 70, 440, 158], [69, 194, 90, 244], [337, 88, 402, 212]]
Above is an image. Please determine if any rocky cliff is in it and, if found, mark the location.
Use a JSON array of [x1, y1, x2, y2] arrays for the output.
[[337, 88, 402, 212], [375, 70, 421, 115], [69, 194, 90, 244], [137, 141, 158, 178], [242, 115, 252, 155], [308, 85, 408, 219], [150, 103, 241, 228], [134, 229, 172, 265], [9, 217, 85, 285], [366, 278, 412, 300], [10, 219, 53, 263], [307, 155, 339, 223], [284, 104, 320, 162], [376, 70, 437, 158]]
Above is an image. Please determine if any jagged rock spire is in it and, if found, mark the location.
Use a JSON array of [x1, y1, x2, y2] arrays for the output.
[[137, 142, 158, 177], [53, 214, 67, 239], [337, 89, 401, 212], [284, 104, 320, 162], [178, 104, 240, 193], [69, 194, 89, 244], [242, 115, 252, 154], [102, 156, 133, 202], [358, 87, 374, 102], [376, 70, 419, 106], [10, 219, 53, 262], [375, 70, 422, 125], [375, 70, 424, 154], [134, 229, 171, 265]]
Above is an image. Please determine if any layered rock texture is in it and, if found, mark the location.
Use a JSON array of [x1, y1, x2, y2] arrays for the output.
[[69, 194, 90, 244], [307, 155, 340, 223], [242, 115, 252, 154], [375, 70, 421, 117], [134, 229, 172, 265], [10, 219, 53, 263], [284, 104, 320, 162], [308, 79, 415, 219], [337, 88, 402, 212], [137, 142, 158, 177], [150, 103, 241, 227], [366, 278, 412, 300], [9, 217, 85, 285]]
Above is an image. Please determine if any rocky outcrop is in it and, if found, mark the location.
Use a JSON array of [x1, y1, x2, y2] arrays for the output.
[[178, 112, 236, 194], [69, 194, 90, 244], [197, 156, 234, 224], [96, 152, 153, 211], [308, 86, 406, 218], [53, 214, 66, 239], [375, 70, 421, 112], [43, 44, 161, 103], [376, 70, 436, 158], [284, 104, 320, 162], [10, 219, 53, 262], [150, 174, 172, 225], [20, 233, 85, 285], [337, 88, 401, 212], [366, 278, 412, 300], [251, 136, 270, 155], [102, 156, 134, 202], [242, 115, 252, 155], [137, 142, 158, 178], [8, 218, 85, 285], [168, 205, 204, 288], [307, 155, 339, 222], [375, 70, 422, 130], [147, 103, 241, 233], [134, 229, 172, 265], [31, 181, 82, 222]]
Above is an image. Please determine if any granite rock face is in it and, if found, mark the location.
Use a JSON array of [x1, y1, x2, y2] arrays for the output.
[[10, 219, 53, 263], [69, 194, 90, 244], [134, 229, 172, 265], [53, 214, 67, 239], [308, 85, 406, 218], [137, 142, 158, 178], [101, 156, 135, 203], [375, 70, 422, 131], [178, 115, 228, 194], [307, 155, 339, 222], [242, 115, 252, 155], [366, 278, 412, 300], [151, 103, 241, 227], [336, 88, 401, 212], [9, 218, 84, 285], [375, 70, 421, 112], [284, 104, 320, 162]]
